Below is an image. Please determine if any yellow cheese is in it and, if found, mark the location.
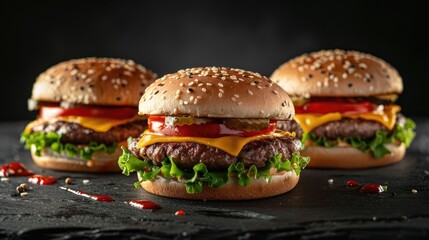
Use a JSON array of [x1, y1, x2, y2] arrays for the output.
[[137, 130, 295, 157], [294, 105, 401, 133], [24, 115, 140, 133]]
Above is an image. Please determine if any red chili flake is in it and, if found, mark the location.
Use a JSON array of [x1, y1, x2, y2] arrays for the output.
[[175, 210, 186, 216], [360, 184, 387, 194], [345, 180, 361, 188]]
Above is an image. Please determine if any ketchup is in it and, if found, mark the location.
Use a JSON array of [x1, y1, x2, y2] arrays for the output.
[[28, 175, 57, 185], [59, 186, 113, 202], [345, 180, 361, 188], [175, 210, 186, 216], [0, 162, 33, 177], [360, 184, 386, 193], [126, 200, 161, 210]]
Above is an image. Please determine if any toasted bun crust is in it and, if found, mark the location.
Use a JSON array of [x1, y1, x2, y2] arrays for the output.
[[303, 143, 405, 169], [139, 67, 294, 120], [271, 49, 403, 98], [139, 169, 299, 200], [32, 58, 157, 106], [30, 142, 126, 172]]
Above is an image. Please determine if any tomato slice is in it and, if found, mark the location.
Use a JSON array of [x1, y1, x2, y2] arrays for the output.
[[148, 116, 276, 138], [39, 106, 137, 119], [295, 101, 376, 114]]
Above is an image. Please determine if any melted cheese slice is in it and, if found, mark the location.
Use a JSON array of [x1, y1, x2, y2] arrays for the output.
[[137, 130, 295, 157], [294, 105, 401, 133], [24, 115, 140, 133]]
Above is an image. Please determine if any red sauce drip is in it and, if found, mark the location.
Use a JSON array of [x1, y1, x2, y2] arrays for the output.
[[345, 180, 361, 187], [59, 187, 113, 202], [175, 210, 186, 216], [360, 184, 385, 193], [127, 200, 161, 209], [28, 175, 57, 185], [0, 162, 33, 177]]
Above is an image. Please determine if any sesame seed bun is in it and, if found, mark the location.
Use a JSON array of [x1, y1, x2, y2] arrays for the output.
[[32, 58, 157, 106], [271, 49, 403, 98], [30, 141, 127, 172], [139, 67, 294, 120], [139, 169, 299, 200], [303, 143, 405, 169]]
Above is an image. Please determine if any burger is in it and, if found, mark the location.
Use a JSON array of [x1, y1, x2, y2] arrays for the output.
[[118, 67, 310, 200], [21, 58, 157, 172], [271, 50, 415, 169]]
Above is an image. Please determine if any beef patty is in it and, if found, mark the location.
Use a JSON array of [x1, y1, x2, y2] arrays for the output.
[[30, 119, 147, 145], [277, 113, 406, 139], [128, 135, 302, 170]]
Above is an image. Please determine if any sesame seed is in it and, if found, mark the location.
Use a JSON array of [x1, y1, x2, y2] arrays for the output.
[[65, 178, 73, 184], [83, 179, 90, 184], [342, 73, 348, 79], [218, 83, 223, 87], [1, 177, 9, 182], [316, 81, 322, 87], [183, 101, 189, 105], [188, 82, 194, 86], [272, 90, 279, 95], [20, 192, 29, 197], [70, 69, 78, 75], [202, 88, 207, 92], [248, 90, 253, 95], [87, 69, 95, 75], [176, 90, 181, 95], [234, 94, 239, 98], [179, 83, 184, 87], [218, 93, 223, 98], [198, 83, 203, 87], [257, 85, 263, 89], [189, 96, 194, 101], [206, 82, 212, 86], [231, 97, 236, 101], [219, 89, 224, 93], [359, 63, 367, 69], [412, 189, 418, 193], [328, 179, 334, 184], [179, 100, 184, 105]]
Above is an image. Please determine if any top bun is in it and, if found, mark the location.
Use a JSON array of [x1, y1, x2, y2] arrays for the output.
[[271, 49, 403, 98], [139, 67, 294, 120], [32, 58, 157, 106]]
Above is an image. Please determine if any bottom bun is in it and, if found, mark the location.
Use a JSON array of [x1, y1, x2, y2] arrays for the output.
[[304, 143, 406, 169], [139, 169, 299, 200], [31, 142, 125, 172]]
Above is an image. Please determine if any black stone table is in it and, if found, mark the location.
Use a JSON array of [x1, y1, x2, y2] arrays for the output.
[[1, 121, 429, 239]]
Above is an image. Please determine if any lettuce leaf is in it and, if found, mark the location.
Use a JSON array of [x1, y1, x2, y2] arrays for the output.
[[118, 147, 310, 194], [302, 118, 416, 158], [21, 132, 117, 160]]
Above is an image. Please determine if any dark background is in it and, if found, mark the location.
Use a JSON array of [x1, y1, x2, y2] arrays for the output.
[[1, 1, 427, 121]]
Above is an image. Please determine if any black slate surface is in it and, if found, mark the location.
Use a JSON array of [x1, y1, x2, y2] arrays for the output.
[[1, 121, 429, 239]]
